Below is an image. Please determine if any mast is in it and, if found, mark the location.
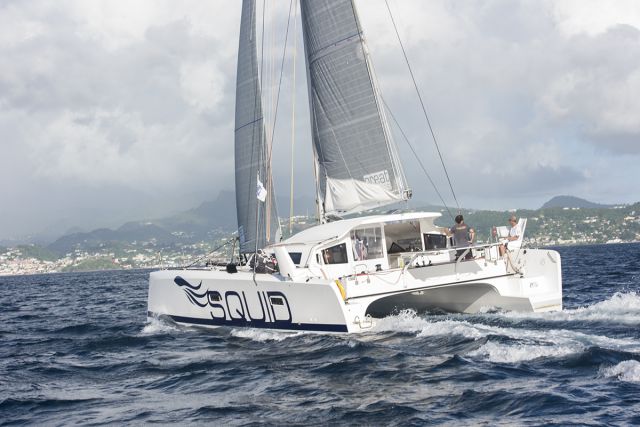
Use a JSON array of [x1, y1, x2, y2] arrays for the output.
[[234, 0, 280, 253]]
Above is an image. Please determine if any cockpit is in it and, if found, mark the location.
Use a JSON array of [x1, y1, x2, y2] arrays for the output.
[[276, 212, 463, 279]]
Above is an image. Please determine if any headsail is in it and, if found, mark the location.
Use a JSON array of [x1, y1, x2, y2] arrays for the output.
[[235, 0, 280, 253], [300, 0, 411, 218]]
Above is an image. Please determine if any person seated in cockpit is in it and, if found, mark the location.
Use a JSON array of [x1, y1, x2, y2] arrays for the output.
[[497, 215, 520, 256]]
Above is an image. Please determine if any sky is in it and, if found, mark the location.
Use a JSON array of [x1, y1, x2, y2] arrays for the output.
[[1, 0, 640, 240]]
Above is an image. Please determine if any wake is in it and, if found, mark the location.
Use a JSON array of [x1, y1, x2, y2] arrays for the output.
[[370, 292, 640, 363]]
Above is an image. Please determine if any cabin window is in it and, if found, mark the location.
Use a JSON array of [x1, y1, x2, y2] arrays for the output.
[[391, 237, 423, 252], [322, 243, 348, 264], [288, 252, 302, 265], [424, 233, 447, 250], [351, 227, 384, 261]]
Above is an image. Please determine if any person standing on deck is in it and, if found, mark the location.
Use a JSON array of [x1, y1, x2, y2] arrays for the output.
[[450, 215, 475, 259]]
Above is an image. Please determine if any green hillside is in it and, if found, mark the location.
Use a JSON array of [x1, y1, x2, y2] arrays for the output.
[[429, 203, 640, 244]]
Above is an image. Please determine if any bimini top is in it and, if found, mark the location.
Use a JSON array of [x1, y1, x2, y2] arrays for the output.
[[278, 211, 442, 246]]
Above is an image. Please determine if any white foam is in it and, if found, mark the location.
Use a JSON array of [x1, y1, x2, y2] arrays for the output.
[[465, 325, 640, 363], [371, 309, 640, 364], [503, 292, 640, 324], [230, 328, 301, 342], [468, 341, 581, 363], [600, 360, 640, 382], [139, 317, 181, 335], [407, 319, 486, 340], [376, 310, 635, 344], [344, 338, 359, 348], [371, 309, 428, 333], [372, 310, 483, 340]]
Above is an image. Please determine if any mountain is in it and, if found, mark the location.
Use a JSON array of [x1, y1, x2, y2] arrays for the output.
[[156, 190, 237, 234], [44, 190, 318, 256], [45, 192, 238, 256], [47, 223, 180, 256], [541, 196, 615, 210]]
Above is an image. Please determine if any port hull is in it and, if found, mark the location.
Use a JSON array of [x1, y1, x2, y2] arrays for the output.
[[148, 249, 562, 333]]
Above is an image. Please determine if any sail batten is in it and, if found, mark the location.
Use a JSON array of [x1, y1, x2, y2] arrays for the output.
[[234, 0, 279, 253], [300, 0, 410, 218]]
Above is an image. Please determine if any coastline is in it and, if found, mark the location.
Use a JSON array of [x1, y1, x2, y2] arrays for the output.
[[2, 240, 638, 278]]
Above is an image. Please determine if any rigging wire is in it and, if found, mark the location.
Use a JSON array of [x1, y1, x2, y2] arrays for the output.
[[182, 237, 237, 269], [264, 0, 295, 240], [382, 98, 455, 222], [265, 0, 276, 241], [265, 0, 294, 176], [244, 0, 294, 258], [384, 0, 461, 212], [255, 0, 295, 245]]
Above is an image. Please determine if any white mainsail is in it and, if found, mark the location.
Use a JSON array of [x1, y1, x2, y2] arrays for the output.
[[234, 0, 280, 253], [300, 0, 411, 218]]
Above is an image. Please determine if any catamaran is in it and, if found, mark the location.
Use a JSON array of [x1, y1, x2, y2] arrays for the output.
[[147, 0, 562, 333]]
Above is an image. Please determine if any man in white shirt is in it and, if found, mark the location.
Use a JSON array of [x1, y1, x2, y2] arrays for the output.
[[499, 215, 520, 256]]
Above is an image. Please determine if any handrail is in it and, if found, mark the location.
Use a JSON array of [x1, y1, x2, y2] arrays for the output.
[[401, 242, 502, 274]]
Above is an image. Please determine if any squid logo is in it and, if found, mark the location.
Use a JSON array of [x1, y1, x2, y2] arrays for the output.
[[174, 276, 292, 326]]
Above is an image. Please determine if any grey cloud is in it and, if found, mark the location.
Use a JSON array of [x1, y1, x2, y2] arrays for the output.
[[0, 3, 239, 239], [586, 131, 640, 155], [363, 1, 640, 210], [1, 1, 639, 240], [539, 25, 640, 154]]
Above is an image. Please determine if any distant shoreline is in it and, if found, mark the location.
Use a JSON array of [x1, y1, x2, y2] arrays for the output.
[[0, 267, 154, 279], [2, 241, 638, 278], [540, 240, 640, 249]]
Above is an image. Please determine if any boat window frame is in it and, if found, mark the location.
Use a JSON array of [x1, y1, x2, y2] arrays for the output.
[[350, 226, 386, 262], [320, 242, 349, 265]]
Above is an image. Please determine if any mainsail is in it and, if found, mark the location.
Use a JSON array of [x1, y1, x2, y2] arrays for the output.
[[234, 0, 280, 253], [300, 0, 411, 218]]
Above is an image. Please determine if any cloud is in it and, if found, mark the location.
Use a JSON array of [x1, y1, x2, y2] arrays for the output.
[[539, 25, 640, 154], [356, 0, 640, 209], [1, 0, 639, 239], [0, 1, 244, 238]]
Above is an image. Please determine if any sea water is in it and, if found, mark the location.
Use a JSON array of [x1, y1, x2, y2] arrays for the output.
[[1, 243, 639, 425]]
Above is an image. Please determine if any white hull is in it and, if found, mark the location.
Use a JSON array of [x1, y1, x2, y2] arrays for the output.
[[148, 268, 352, 332], [148, 248, 562, 333]]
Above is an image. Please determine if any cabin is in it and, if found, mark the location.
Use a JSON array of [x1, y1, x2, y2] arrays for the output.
[[275, 212, 461, 279]]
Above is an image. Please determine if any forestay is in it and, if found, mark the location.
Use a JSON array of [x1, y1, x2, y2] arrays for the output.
[[234, 0, 280, 253], [300, 0, 411, 218]]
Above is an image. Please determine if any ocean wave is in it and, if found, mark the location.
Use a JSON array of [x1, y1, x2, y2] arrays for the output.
[[371, 309, 640, 363], [503, 291, 640, 324], [600, 360, 640, 382], [372, 309, 485, 339], [468, 341, 582, 363], [139, 317, 181, 335], [3, 246, 640, 425]]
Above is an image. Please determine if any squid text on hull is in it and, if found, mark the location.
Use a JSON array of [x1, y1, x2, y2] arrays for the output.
[[174, 276, 293, 326]]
